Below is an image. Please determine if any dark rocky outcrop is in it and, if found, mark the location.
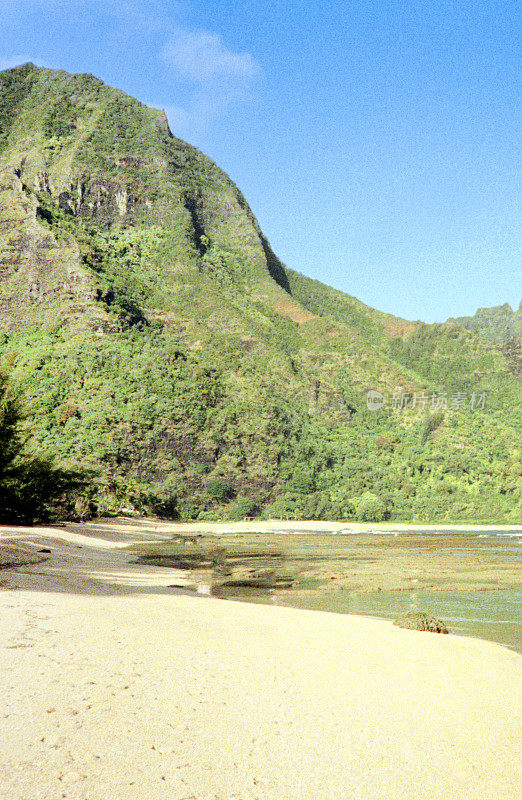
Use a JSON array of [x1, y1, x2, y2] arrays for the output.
[[393, 612, 449, 634]]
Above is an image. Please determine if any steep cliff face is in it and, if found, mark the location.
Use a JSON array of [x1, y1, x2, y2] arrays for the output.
[[0, 171, 107, 333], [0, 63, 292, 307]]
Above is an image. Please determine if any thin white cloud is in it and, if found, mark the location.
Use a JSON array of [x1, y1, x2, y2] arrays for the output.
[[0, 1, 261, 136], [162, 28, 259, 84], [161, 27, 261, 136]]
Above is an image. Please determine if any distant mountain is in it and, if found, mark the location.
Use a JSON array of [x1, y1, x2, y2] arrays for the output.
[[448, 302, 522, 345], [447, 303, 522, 377], [0, 64, 520, 523]]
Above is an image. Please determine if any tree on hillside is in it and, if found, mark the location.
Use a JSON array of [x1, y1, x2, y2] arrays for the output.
[[0, 374, 22, 478], [0, 373, 86, 523], [500, 337, 522, 375]]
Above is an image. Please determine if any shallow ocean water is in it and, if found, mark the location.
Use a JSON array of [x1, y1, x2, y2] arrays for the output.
[[214, 527, 522, 653], [288, 586, 522, 653]]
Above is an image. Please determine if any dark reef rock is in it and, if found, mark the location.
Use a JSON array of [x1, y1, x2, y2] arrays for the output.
[[393, 612, 449, 634]]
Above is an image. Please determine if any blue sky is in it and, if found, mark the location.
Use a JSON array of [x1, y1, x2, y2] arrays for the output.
[[1, 0, 520, 322]]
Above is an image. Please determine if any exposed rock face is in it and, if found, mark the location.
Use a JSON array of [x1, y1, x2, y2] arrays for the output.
[[0, 63, 312, 347], [54, 177, 147, 221], [393, 612, 449, 634], [33, 171, 53, 194], [0, 171, 108, 333], [0, 63, 291, 298]]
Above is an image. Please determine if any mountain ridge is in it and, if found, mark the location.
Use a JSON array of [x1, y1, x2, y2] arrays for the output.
[[0, 64, 520, 523], [447, 301, 522, 345]]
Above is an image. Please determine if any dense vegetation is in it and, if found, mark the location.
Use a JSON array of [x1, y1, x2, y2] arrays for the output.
[[0, 64, 520, 523], [448, 302, 522, 347], [0, 374, 85, 522]]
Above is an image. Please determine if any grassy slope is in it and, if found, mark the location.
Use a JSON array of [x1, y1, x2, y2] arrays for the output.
[[0, 64, 520, 523]]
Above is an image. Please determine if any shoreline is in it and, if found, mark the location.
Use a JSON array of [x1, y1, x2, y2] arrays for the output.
[[65, 516, 522, 535], [1, 586, 521, 799], [1, 521, 521, 798], [2, 519, 521, 647]]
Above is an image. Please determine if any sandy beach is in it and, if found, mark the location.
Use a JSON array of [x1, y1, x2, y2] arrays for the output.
[[1, 521, 521, 799]]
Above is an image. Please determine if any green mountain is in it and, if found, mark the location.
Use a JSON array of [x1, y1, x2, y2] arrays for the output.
[[0, 64, 520, 523], [447, 303, 522, 377], [448, 302, 522, 345]]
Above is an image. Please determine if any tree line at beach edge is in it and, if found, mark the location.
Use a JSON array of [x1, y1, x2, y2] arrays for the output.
[[1, 367, 520, 525]]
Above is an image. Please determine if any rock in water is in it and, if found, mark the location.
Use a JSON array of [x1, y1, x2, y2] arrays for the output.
[[393, 612, 448, 634]]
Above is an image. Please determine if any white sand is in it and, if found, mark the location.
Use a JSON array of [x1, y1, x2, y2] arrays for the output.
[[0, 525, 521, 799]]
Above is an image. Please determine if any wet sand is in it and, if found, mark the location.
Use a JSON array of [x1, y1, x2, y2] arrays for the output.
[[1, 519, 521, 799]]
